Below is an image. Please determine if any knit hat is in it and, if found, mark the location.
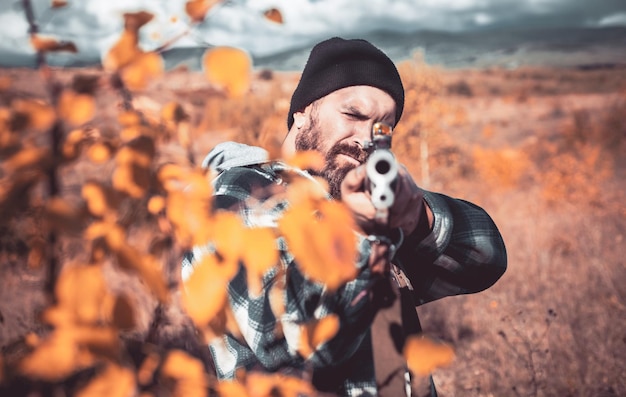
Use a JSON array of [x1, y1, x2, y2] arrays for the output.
[[287, 37, 405, 130]]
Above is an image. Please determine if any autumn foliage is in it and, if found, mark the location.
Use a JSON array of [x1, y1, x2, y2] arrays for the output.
[[2, 1, 625, 396]]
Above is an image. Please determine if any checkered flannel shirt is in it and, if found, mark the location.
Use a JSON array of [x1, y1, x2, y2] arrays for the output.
[[182, 143, 507, 396]]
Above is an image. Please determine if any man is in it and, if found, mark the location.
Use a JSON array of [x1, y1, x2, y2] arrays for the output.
[[183, 37, 507, 396]]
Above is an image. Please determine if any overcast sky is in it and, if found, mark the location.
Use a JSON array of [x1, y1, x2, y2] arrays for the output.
[[0, 0, 625, 64]]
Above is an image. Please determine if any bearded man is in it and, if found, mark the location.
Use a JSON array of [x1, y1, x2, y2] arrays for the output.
[[183, 37, 507, 396]]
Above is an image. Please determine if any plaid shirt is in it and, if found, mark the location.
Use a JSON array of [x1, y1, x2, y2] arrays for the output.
[[182, 142, 507, 396]]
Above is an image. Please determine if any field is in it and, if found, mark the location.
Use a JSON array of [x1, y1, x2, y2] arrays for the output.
[[1, 58, 625, 396]]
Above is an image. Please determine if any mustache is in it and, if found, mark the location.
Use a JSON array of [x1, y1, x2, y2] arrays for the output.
[[326, 142, 368, 164]]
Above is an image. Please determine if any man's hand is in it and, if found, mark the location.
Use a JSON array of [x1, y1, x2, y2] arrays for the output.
[[341, 164, 428, 236]]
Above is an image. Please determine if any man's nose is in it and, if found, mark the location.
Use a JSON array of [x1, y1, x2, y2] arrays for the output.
[[352, 122, 374, 146]]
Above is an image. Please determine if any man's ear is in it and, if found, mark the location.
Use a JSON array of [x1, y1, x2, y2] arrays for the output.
[[293, 111, 306, 129]]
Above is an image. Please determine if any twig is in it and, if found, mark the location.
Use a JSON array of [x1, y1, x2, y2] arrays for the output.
[[22, 0, 64, 303]]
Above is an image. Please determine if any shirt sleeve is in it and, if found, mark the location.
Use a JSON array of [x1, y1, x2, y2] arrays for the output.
[[395, 190, 508, 305]]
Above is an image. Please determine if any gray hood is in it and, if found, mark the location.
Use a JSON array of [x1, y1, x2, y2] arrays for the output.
[[201, 141, 269, 173]]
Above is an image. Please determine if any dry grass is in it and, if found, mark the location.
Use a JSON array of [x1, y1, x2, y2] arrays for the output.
[[1, 61, 625, 396]]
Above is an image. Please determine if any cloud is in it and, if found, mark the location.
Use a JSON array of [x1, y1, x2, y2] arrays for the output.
[[597, 12, 626, 26]]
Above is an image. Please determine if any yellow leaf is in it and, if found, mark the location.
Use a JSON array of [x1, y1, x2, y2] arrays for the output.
[[137, 352, 161, 386], [121, 51, 164, 91], [185, 0, 222, 23], [298, 314, 339, 358], [211, 211, 246, 264], [4, 147, 50, 173], [55, 264, 109, 324], [161, 101, 188, 126], [161, 350, 208, 397], [103, 30, 140, 71], [181, 254, 232, 327], [11, 99, 56, 130], [19, 329, 87, 380], [216, 380, 247, 397], [82, 182, 116, 218], [404, 335, 454, 377], [58, 90, 95, 126], [263, 8, 283, 24], [30, 34, 77, 53], [158, 165, 214, 244], [279, 200, 358, 291], [118, 110, 142, 127], [87, 142, 113, 163], [241, 227, 278, 296], [62, 128, 86, 160], [112, 162, 150, 198], [202, 46, 251, 98], [76, 362, 136, 397], [147, 195, 166, 215]]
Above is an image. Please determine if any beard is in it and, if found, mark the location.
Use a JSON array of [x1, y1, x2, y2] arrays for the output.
[[294, 111, 368, 199]]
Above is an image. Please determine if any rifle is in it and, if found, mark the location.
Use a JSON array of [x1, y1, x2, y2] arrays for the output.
[[364, 121, 398, 225]]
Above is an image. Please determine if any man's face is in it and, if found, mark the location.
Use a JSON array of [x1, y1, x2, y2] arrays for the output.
[[293, 86, 397, 199]]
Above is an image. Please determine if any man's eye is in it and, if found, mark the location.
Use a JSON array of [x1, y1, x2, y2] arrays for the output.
[[344, 112, 366, 120]]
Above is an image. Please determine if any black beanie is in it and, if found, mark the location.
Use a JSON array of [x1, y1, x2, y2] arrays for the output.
[[287, 37, 405, 130]]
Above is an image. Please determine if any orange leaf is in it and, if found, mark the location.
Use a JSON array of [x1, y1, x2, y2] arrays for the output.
[[241, 227, 278, 296], [51, 0, 68, 8], [137, 352, 161, 386], [58, 90, 95, 126], [161, 101, 189, 125], [216, 380, 247, 397], [86, 142, 113, 163], [62, 128, 86, 160], [185, 0, 222, 23], [55, 264, 110, 324], [11, 99, 56, 130], [404, 335, 455, 377], [298, 314, 340, 358], [181, 254, 233, 327], [211, 211, 246, 262], [112, 162, 150, 198], [19, 329, 87, 380], [147, 195, 166, 215], [263, 8, 283, 24], [279, 200, 358, 290], [103, 30, 140, 71], [202, 46, 251, 98], [76, 362, 136, 397], [160, 350, 208, 397], [4, 147, 50, 173], [120, 51, 164, 91], [82, 181, 116, 218], [30, 35, 77, 53]]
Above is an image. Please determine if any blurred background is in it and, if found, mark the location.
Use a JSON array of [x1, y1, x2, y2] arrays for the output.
[[1, 1, 625, 396]]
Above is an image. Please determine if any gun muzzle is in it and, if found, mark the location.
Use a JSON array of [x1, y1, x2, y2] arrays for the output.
[[366, 148, 398, 210]]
